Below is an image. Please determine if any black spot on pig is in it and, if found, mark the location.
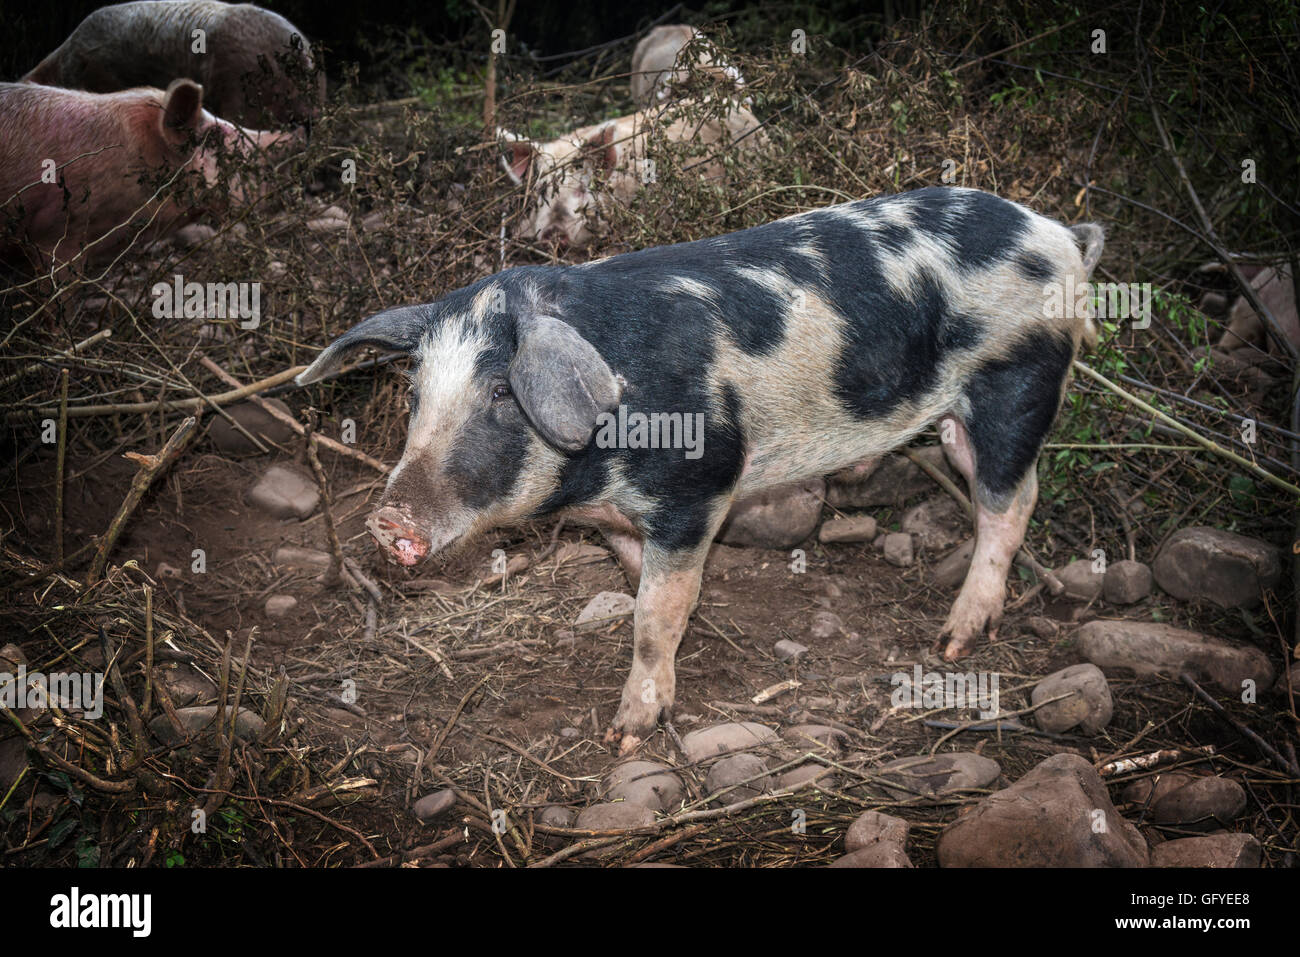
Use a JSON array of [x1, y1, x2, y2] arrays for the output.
[[963, 331, 1074, 506], [1015, 252, 1055, 283], [910, 187, 1030, 270]]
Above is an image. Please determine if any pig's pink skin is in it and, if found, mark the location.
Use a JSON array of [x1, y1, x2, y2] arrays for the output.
[[0, 80, 298, 267]]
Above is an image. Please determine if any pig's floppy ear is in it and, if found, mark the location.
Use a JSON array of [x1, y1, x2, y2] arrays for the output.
[[498, 131, 537, 185], [295, 305, 427, 386], [509, 316, 621, 452], [162, 79, 204, 132]]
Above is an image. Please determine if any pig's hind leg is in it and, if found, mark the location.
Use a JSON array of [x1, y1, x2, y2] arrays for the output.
[[939, 335, 1074, 660]]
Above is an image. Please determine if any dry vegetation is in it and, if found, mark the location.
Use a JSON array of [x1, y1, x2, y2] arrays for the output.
[[0, 3, 1296, 867]]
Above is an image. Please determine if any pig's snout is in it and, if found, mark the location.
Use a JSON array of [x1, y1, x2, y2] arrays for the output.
[[368, 507, 430, 566], [540, 225, 569, 247]]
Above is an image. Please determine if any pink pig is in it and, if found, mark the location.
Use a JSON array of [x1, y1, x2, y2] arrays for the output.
[[0, 79, 299, 268]]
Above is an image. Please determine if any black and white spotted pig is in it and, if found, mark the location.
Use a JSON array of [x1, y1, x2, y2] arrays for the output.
[[296, 186, 1103, 753]]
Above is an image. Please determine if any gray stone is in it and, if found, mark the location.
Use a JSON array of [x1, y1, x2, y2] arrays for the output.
[[148, 706, 266, 746], [777, 764, 836, 789], [901, 496, 967, 552], [937, 753, 1148, 867], [828, 844, 913, 867], [705, 753, 771, 806], [1151, 832, 1261, 868], [1122, 772, 1199, 807], [819, 515, 878, 544], [875, 752, 1001, 798], [1026, 616, 1058, 639], [1153, 527, 1281, 608], [576, 802, 656, 830], [575, 591, 635, 631], [882, 533, 914, 567], [809, 611, 844, 640], [845, 810, 910, 853], [775, 639, 809, 661], [1076, 620, 1274, 691], [208, 399, 296, 455], [604, 761, 684, 812], [782, 724, 848, 753], [681, 722, 778, 763], [245, 465, 319, 520], [158, 664, 214, 707], [272, 545, 333, 570], [1103, 560, 1153, 604], [1031, 663, 1113, 733], [717, 479, 825, 548], [412, 789, 456, 821], [1151, 776, 1246, 829], [1056, 559, 1105, 601], [933, 539, 975, 589], [264, 594, 298, 618]]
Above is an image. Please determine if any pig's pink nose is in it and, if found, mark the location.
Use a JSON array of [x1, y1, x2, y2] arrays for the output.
[[540, 226, 568, 247], [370, 507, 430, 566]]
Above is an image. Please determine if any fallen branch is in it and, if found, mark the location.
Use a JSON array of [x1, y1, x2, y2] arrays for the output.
[[1180, 672, 1300, 777], [86, 416, 197, 584]]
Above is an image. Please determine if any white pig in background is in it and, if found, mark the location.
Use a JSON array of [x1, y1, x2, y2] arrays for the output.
[[499, 103, 764, 247], [0, 80, 300, 268], [23, 0, 324, 128], [630, 25, 747, 107]]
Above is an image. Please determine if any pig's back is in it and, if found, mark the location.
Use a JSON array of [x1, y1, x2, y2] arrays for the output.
[[557, 188, 1085, 487]]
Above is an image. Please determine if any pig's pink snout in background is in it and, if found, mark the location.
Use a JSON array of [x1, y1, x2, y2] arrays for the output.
[[369, 507, 430, 566]]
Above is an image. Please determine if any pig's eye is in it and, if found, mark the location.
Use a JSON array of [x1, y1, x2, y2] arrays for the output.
[[491, 384, 511, 401]]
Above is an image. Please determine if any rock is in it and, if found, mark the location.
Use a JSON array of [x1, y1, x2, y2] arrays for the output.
[[412, 789, 456, 821], [272, 545, 333, 570], [901, 496, 967, 552], [882, 533, 914, 567], [777, 764, 836, 789], [845, 810, 910, 853], [1103, 560, 1153, 605], [245, 466, 319, 520], [826, 448, 955, 509], [1075, 620, 1274, 692], [681, 722, 778, 763], [149, 706, 265, 746], [1026, 616, 1058, 639], [705, 753, 771, 806], [819, 515, 878, 544], [1151, 833, 1261, 868], [208, 399, 296, 455], [537, 804, 575, 848], [1056, 559, 1105, 601], [604, 761, 684, 812], [1031, 663, 1113, 733], [875, 752, 1001, 798], [783, 724, 848, 753], [264, 594, 298, 618], [1150, 776, 1246, 829], [155, 562, 182, 579], [539, 805, 575, 828], [1121, 772, 1199, 807], [809, 611, 843, 640], [936, 753, 1148, 867], [1217, 264, 1299, 355], [717, 479, 825, 548], [558, 726, 581, 738], [173, 222, 216, 247], [157, 664, 214, 707], [933, 539, 975, 589], [0, 736, 29, 792], [576, 802, 656, 830], [828, 844, 914, 867], [774, 639, 809, 661], [575, 591, 636, 631], [1152, 527, 1281, 608], [0, 644, 26, 671]]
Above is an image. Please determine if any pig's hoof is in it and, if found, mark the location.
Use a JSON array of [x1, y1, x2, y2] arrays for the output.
[[942, 633, 978, 661]]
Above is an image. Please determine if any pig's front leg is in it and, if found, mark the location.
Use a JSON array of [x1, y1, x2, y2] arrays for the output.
[[599, 527, 644, 592], [604, 545, 706, 755]]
